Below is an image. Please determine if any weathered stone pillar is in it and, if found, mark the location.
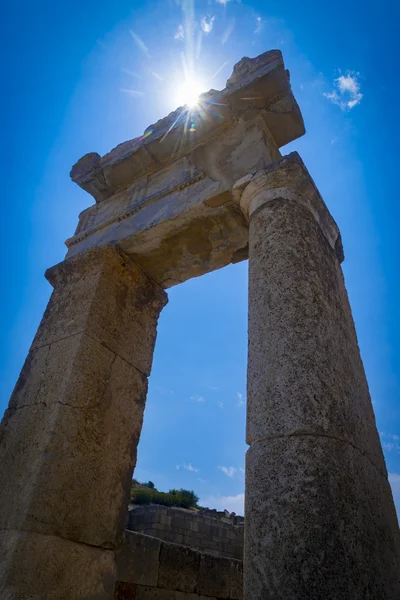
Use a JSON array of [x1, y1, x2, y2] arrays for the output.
[[0, 245, 167, 599], [234, 153, 400, 600]]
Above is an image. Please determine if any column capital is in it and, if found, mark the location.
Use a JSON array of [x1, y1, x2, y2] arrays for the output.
[[233, 152, 344, 262], [45, 244, 166, 301]]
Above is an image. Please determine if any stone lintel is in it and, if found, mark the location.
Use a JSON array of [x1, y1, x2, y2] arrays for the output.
[[233, 151, 344, 262], [66, 113, 282, 288], [70, 50, 304, 204]]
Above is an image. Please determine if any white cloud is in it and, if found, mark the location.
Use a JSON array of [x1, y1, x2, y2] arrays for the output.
[[381, 432, 400, 441], [383, 442, 395, 452], [221, 19, 235, 44], [174, 24, 184, 40], [324, 72, 363, 111], [191, 395, 205, 403], [200, 493, 244, 514], [380, 433, 400, 453], [216, 0, 229, 4], [217, 400, 224, 408], [236, 392, 245, 407], [176, 463, 199, 472], [218, 465, 237, 478], [201, 15, 215, 34], [120, 88, 143, 97], [211, 60, 229, 80], [239, 467, 245, 474], [389, 473, 400, 521], [121, 68, 140, 79], [255, 16, 263, 34], [129, 30, 149, 55]]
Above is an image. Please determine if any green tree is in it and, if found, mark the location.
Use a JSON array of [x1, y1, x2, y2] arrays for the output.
[[178, 489, 199, 507]]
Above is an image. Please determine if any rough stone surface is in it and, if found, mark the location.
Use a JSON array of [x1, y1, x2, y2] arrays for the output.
[[0, 246, 167, 598], [114, 531, 242, 600], [115, 532, 161, 587], [0, 350, 148, 545], [128, 505, 243, 560], [197, 554, 231, 599], [239, 165, 400, 599], [0, 529, 116, 600], [158, 542, 200, 593], [246, 174, 385, 474], [39, 244, 165, 376], [245, 436, 400, 600]]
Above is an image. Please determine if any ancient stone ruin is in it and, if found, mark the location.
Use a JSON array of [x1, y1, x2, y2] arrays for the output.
[[1, 49, 399, 599], [127, 505, 244, 560]]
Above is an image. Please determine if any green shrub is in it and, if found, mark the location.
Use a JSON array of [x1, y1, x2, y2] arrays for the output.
[[131, 489, 153, 504], [130, 481, 199, 509]]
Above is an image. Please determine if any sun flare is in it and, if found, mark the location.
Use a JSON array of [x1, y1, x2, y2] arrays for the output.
[[176, 78, 206, 108]]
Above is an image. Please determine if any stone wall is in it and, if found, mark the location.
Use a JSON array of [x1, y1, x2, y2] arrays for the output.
[[114, 530, 243, 599], [127, 506, 243, 560]]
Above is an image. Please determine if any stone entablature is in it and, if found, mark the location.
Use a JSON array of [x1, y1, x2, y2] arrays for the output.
[[127, 505, 243, 560], [66, 50, 304, 288]]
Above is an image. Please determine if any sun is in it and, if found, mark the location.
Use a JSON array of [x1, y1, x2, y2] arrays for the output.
[[176, 78, 206, 108]]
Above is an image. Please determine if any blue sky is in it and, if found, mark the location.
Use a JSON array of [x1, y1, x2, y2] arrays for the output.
[[3, 0, 400, 516]]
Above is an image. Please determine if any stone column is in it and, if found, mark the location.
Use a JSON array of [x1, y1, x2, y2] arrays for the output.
[[0, 245, 167, 599], [234, 153, 400, 600]]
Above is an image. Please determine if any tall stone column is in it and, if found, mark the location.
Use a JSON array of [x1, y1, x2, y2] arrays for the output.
[[234, 153, 400, 600], [0, 245, 167, 599]]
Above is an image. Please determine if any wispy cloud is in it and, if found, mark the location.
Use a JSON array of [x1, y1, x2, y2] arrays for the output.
[[200, 493, 244, 514], [383, 442, 400, 453], [176, 463, 199, 472], [217, 400, 224, 408], [254, 16, 264, 34], [201, 15, 215, 34], [218, 465, 237, 478], [129, 30, 150, 56], [211, 60, 229, 80], [380, 432, 400, 453], [236, 392, 245, 407], [221, 18, 235, 44], [380, 432, 400, 441], [121, 68, 140, 79], [216, 0, 229, 4], [120, 88, 143, 97], [174, 24, 184, 40], [191, 395, 205, 403], [152, 71, 164, 81], [324, 71, 363, 111]]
